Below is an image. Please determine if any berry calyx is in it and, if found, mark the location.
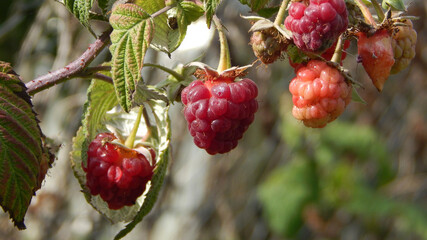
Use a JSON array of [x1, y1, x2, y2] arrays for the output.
[[284, 0, 348, 53], [250, 27, 288, 64], [289, 60, 352, 128], [390, 20, 417, 74], [83, 133, 156, 210], [181, 66, 258, 154], [357, 30, 395, 91]]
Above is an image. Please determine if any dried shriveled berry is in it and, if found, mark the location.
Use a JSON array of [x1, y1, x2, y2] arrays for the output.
[[391, 20, 417, 74], [250, 27, 288, 64], [289, 60, 352, 128]]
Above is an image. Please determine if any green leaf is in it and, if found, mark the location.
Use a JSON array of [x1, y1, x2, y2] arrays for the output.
[[204, 0, 222, 28], [257, 6, 280, 18], [98, 0, 114, 13], [175, 1, 204, 46], [0, 61, 53, 229], [238, 0, 271, 12], [351, 87, 366, 104], [286, 44, 309, 65], [134, 0, 204, 54], [382, 0, 406, 11], [109, 3, 154, 112], [258, 157, 317, 237], [63, 0, 95, 32], [133, 83, 169, 105]]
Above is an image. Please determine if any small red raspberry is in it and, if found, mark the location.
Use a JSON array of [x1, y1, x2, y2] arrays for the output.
[[285, 0, 348, 53], [181, 77, 258, 154], [83, 133, 155, 210], [289, 60, 352, 128], [357, 30, 395, 91], [250, 27, 288, 64], [391, 20, 417, 74]]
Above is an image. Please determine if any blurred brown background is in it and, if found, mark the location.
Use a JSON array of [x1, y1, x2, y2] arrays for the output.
[[0, 0, 425, 239]]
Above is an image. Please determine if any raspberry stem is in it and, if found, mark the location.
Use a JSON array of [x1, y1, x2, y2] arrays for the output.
[[354, 0, 377, 26], [331, 34, 344, 64], [274, 0, 290, 26], [125, 105, 144, 149], [213, 16, 231, 73], [143, 63, 185, 82], [370, 0, 385, 22]]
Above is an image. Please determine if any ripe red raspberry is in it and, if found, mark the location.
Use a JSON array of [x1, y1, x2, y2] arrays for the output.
[[83, 133, 155, 210], [357, 30, 395, 91], [289, 60, 352, 128], [284, 0, 348, 53], [181, 77, 258, 155], [250, 27, 288, 64], [391, 20, 417, 74]]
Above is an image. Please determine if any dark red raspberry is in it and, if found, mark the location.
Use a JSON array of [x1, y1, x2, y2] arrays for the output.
[[181, 78, 258, 155], [285, 0, 348, 53], [289, 60, 352, 128], [83, 133, 155, 210]]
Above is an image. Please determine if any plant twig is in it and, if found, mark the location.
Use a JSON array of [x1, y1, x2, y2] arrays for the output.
[[354, 0, 377, 26], [370, 0, 385, 22], [212, 16, 231, 73], [25, 27, 113, 95], [143, 63, 185, 82], [274, 0, 290, 26]]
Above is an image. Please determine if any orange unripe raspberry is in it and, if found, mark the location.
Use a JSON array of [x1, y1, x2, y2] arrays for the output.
[[289, 60, 352, 128]]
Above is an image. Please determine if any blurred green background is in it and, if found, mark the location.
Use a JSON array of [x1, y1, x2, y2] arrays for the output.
[[0, 0, 426, 239]]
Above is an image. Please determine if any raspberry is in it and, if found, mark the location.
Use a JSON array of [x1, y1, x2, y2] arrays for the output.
[[391, 20, 417, 74], [289, 60, 352, 128], [181, 77, 258, 154], [83, 133, 155, 210], [250, 27, 288, 64], [284, 0, 348, 53], [357, 30, 395, 91]]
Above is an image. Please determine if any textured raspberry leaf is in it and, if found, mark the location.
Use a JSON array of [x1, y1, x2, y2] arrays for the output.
[[63, 0, 94, 32], [133, 83, 169, 105], [382, 0, 405, 11], [351, 87, 366, 104], [133, 0, 203, 54], [204, 0, 222, 28], [0, 62, 53, 229], [110, 3, 154, 112], [258, 158, 317, 237], [238, 0, 270, 11], [71, 79, 171, 228]]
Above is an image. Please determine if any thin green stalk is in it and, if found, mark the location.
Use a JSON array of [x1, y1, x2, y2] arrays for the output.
[[213, 16, 231, 73], [125, 105, 144, 148], [354, 0, 377, 26], [331, 34, 344, 64], [143, 63, 185, 82], [370, 0, 385, 22], [274, 0, 290, 26]]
